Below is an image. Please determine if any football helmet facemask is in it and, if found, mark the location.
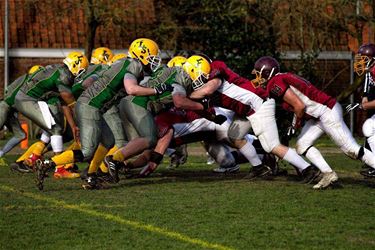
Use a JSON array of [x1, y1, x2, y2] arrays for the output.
[[183, 55, 211, 90], [354, 43, 375, 76], [63, 51, 89, 76], [251, 56, 280, 88], [128, 38, 161, 72]]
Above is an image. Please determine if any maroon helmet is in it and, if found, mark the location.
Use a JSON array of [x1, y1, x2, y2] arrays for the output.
[[354, 43, 375, 76], [251, 56, 280, 87]]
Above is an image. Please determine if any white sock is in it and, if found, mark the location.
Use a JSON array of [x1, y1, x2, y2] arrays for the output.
[[283, 148, 309, 171], [40, 131, 51, 144], [305, 147, 332, 173], [50, 135, 63, 153], [239, 141, 262, 166]]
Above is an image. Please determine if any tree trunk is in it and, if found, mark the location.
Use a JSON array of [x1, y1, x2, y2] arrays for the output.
[[83, 0, 98, 61], [337, 75, 364, 102], [85, 20, 98, 61]]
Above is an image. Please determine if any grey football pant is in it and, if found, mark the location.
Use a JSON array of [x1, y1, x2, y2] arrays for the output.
[[0, 101, 26, 140], [14, 100, 63, 136], [0, 101, 26, 157], [103, 105, 127, 148], [119, 96, 157, 147], [76, 102, 126, 161], [119, 98, 139, 141]]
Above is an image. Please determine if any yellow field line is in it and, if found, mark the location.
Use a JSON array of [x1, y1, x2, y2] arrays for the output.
[[0, 185, 234, 250]]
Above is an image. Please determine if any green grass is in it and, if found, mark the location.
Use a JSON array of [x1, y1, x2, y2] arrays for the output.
[[1, 149, 375, 250]]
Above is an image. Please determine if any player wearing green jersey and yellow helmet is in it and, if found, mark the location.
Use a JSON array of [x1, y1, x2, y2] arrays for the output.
[[0, 65, 44, 167], [13, 52, 88, 184], [35, 38, 172, 190]]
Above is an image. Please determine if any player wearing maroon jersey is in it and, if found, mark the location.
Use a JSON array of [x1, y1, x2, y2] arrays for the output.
[[353, 43, 375, 178], [253, 56, 375, 189], [190, 60, 320, 182]]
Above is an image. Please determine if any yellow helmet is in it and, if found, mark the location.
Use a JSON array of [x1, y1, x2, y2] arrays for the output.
[[91, 47, 114, 65], [109, 53, 127, 65], [28, 65, 44, 75], [167, 56, 187, 68], [183, 55, 211, 90], [63, 51, 89, 76], [128, 38, 161, 72]]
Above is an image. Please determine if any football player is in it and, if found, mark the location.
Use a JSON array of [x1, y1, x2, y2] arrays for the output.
[[353, 43, 375, 178], [13, 52, 87, 180], [253, 56, 375, 189], [0, 65, 44, 164]]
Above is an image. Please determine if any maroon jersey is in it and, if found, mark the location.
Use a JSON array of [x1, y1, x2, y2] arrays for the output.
[[267, 73, 336, 118], [154, 107, 214, 138], [208, 60, 266, 117], [210, 60, 267, 99]]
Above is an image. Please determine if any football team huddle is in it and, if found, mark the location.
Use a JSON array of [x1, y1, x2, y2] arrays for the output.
[[2, 38, 375, 191]]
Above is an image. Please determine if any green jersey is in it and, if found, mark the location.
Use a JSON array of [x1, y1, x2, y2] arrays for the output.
[[71, 64, 108, 99], [78, 58, 144, 112], [18, 64, 74, 102], [131, 66, 193, 114], [3, 66, 44, 106]]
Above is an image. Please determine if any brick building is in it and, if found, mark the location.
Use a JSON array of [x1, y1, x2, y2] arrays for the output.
[[0, 0, 156, 96]]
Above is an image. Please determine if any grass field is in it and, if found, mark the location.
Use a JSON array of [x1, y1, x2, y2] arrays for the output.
[[1, 143, 375, 250]]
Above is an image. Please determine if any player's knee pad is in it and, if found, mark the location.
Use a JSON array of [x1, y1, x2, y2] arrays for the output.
[[362, 118, 375, 137]]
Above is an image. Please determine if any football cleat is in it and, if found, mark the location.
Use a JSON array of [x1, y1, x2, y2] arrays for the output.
[[313, 171, 339, 189], [97, 172, 116, 183], [24, 153, 41, 168], [35, 159, 54, 191], [206, 153, 216, 165], [53, 167, 80, 179], [104, 156, 121, 183], [360, 167, 375, 178], [300, 165, 321, 183], [244, 164, 272, 179], [213, 164, 240, 174], [82, 174, 102, 190], [10, 161, 33, 173]]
